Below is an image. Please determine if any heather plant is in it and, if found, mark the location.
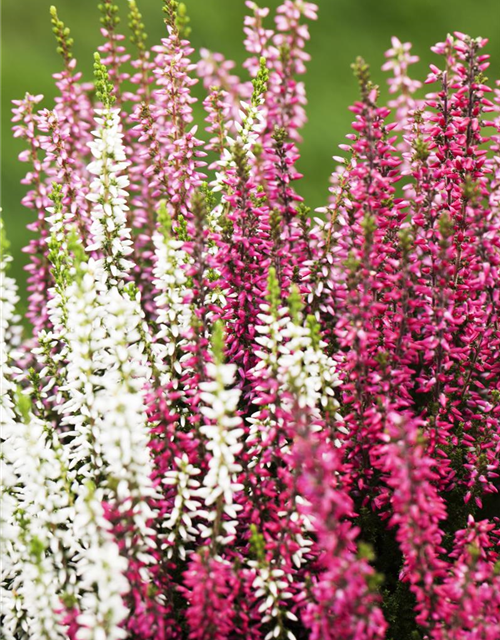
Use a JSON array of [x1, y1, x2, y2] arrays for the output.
[[1, 1, 500, 639]]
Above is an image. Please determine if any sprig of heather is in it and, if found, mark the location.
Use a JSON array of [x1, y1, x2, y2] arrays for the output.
[[1, 263, 77, 640], [127, 0, 153, 102], [196, 322, 244, 550], [271, 0, 318, 139], [382, 37, 422, 134], [0, 219, 22, 353], [37, 110, 91, 240], [275, 291, 386, 640], [56, 257, 167, 638], [86, 53, 134, 282], [180, 550, 239, 640], [295, 433, 387, 640], [212, 57, 272, 383], [197, 49, 247, 128], [329, 58, 408, 494], [12, 94, 53, 333], [49, 6, 94, 216], [148, 0, 206, 220], [441, 516, 500, 637], [97, 0, 130, 106], [374, 413, 448, 632], [1, 401, 73, 640], [408, 33, 500, 499]]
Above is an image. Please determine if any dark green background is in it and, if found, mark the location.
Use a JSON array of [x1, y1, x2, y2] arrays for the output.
[[2, 0, 500, 314]]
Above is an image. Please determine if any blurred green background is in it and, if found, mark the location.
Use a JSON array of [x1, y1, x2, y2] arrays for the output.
[[2, 0, 500, 315]]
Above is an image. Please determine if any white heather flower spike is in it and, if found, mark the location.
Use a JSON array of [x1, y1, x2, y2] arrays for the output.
[[86, 107, 134, 282], [49, 259, 160, 637], [0, 228, 128, 640], [72, 482, 129, 640], [277, 314, 342, 426], [1, 405, 74, 640], [162, 454, 203, 560], [84, 106, 164, 382], [152, 208, 193, 376], [61, 260, 158, 545], [197, 353, 245, 547], [0, 216, 22, 355], [1, 249, 76, 640], [250, 562, 296, 640]]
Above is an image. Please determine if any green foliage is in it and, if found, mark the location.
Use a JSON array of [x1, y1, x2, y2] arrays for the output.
[[462, 174, 481, 203], [163, 0, 191, 39], [398, 228, 414, 258], [128, 0, 148, 53], [175, 2, 191, 38], [157, 200, 172, 240], [67, 227, 87, 279], [93, 52, 115, 107], [412, 136, 430, 162], [266, 266, 281, 315], [306, 314, 321, 349], [15, 387, 32, 424], [361, 213, 376, 243], [232, 142, 250, 181], [123, 281, 140, 301], [50, 5, 74, 65], [29, 536, 46, 563], [252, 57, 269, 106], [200, 182, 217, 213], [270, 209, 282, 245], [344, 250, 361, 274], [297, 203, 311, 227], [272, 126, 287, 147], [249, 524, 266, 564], [287, 284, 303, 324], [190, 188, 208, 229], [98, 0, 120, 31], [383, 582, 423, 640], [175, 214, 190, 241], [438, 212, 454, 246], [352, 56, 378, 102], [351, 56, 371, 92], [46, 183, 82, 296], [211, 320, 225, 365]]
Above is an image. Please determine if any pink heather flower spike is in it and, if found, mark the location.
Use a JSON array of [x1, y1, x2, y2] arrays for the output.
[[12, 93, 53, 334]]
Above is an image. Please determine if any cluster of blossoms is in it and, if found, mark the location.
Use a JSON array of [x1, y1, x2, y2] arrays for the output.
[[2, 1, 500, 639]]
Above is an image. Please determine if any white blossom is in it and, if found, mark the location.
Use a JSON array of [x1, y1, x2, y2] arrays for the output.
[[86, 108, 134, 282], [72, 483, 129, 640], [197, 360, 244, 546], [152, 224, 193, 369], [60, 260, 157, 545], [1, 398, 76, 640], [249, 564, 297, 640], [45, 259, 160, 638], [247, 298, 342, 575], [162, 454, 202, 559], [0, 216, 22, 354]]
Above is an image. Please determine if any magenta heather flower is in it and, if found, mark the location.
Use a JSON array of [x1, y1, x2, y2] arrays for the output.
[[181, 551, 238, 640], [374, 413, 448, 629], [4, 3, 500, 640]]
